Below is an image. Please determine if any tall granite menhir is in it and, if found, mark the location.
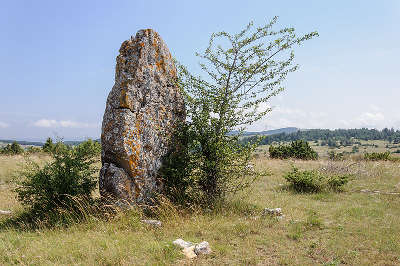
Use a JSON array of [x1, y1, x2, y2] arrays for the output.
[[100, 29, 185, 204]]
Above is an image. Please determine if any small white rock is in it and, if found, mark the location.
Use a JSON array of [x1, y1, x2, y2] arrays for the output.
[[173, 239, 195, 249], [141, 219, 162, 227], [0, 210, 11, 215], [245, 164, 254, 170], [182, 246, 197, 259], [194, 241, 211, 255], [263, 208, 283, 217]]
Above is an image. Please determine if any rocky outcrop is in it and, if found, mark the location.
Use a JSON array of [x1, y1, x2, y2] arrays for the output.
[[100, 29, 185, 204]]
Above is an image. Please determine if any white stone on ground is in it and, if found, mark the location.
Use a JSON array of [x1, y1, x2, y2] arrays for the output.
[[194, 241, 211, 255], [173, 239, 211, 258], [172, 239, 195, 249], [182, 246, 197, 259], [141, 219, 162, 227], [263, 207, 283, 216]]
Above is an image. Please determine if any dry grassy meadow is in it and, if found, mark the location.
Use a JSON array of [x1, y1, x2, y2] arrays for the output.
[[0, 141, 399, 265]]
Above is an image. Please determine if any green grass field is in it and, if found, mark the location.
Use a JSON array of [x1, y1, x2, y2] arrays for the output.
[[1, 146, 400, 265]]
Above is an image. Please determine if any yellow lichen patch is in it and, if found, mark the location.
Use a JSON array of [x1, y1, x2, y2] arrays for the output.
[[156, 59, 166, 72], [169, 65, 176, 77], [149, 30, 167, 74], [119, 89, 131, 109], [123, 117, 143, 199]]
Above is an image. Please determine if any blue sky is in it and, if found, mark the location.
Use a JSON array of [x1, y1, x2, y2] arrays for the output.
[[1, 0, 399, 141]]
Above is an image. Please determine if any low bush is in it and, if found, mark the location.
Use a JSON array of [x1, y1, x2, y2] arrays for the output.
[[26, 146, 42, 154], [328, 151, 345, 161], [284, 166, 349, 193], [0, 141, 24, 155], [364, 151, 391, 161], [269, 140, 318, 160], [42, 137, 54, 152], [160, 123, 264, 208], [15, 140, 100, 214]]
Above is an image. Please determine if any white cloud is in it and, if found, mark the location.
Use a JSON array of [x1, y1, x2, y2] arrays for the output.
[[247, 106, 329, 131], [33, 119, 98, 129], [0, 121, 9, 128], [34, 119, 58, 128], [356, 112, 385, 125], [246, 104, 397, 131], [339, 111, 390, 129]]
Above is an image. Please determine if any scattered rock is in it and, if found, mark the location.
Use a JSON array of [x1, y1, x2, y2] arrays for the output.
[[173, 238, 195, 249], [263, 208, 283, 216], [359, 189, 400, 195], [182, 246, 197, 259], [194, 241, 211, 255], [360, 189, 380, 194], [263, 208, 285, 220], [173, 239, 211, 258], [0, 210, 11, 215], [99, 29, 186, 204], [141, 219, 162, 227]]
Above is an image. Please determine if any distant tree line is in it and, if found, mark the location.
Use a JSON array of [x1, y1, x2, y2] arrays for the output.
[[241, 128, 400, 146], [0, 139, 44, 146], [0, 138, 101, 155]]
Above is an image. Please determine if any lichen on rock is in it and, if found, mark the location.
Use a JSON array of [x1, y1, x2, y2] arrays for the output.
[[100, 29, 185, 204]]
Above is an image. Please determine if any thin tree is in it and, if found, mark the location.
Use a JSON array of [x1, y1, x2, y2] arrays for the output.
[[166, 17, 318, 206]]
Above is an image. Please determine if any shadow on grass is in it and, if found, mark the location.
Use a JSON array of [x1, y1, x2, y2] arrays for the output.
[[0, 197, 121, 232], [276, 182, 348, 195], [1, 194, 268, 232]]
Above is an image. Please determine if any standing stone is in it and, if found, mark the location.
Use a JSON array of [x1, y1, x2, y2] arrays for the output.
[[100, 29, 185, 204]]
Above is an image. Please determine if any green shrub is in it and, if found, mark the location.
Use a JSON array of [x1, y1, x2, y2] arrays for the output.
[[364, 151, 391, 161], [351, 145, 359, 153], [159, 123, 196, 206], [80, 139, 101, 155], [26, 146, 42, 154], [284, 166, 349, 193], [0, 141, 24, 155], [42, 137, 55, 152], [160, 124, 263, 207], [269, 140, 318, 160], [328, 151, 348, 161], [15, 140, 99, 213]]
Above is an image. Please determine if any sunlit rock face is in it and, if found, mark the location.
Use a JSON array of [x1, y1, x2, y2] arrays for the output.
[[100, 29, 185, 204]]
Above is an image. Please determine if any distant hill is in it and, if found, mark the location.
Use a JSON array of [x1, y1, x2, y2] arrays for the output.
[[247, 127, 299, 136], [0, 139, 44, 147], [0, 138, 101, 147], [230, 127, 299, 136], [241, 128, 400, 146]]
